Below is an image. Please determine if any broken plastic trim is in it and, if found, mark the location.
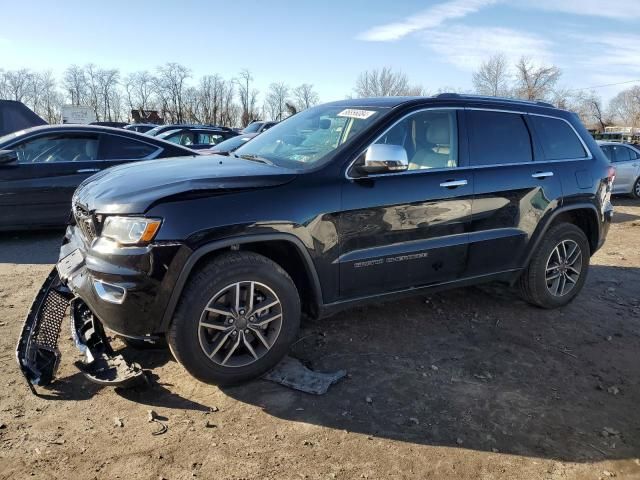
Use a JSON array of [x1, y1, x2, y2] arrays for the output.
[[16, 268, 146, 391], [70, 300, 146, 387], [16, 268, 72, 391]]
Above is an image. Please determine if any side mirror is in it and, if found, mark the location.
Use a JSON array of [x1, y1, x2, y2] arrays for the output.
[[358, 144, 408, 174], [0, 150, 18, 166]]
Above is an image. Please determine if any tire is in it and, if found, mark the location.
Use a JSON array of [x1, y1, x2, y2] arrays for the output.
[[632, 177, 640, 199], [167, 251, 301, 385], [518, 222, 590, 309]]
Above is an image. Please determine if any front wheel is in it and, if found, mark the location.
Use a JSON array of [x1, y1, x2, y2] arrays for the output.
[[167, 252, 301, 385], [518, 223, 590, 309]]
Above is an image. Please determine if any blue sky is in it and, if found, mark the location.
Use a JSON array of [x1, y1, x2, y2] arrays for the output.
[[1, 0, 639, 102]]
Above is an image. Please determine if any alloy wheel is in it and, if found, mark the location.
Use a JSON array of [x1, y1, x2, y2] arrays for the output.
[[198, 281, 283, 367], [545, 239, 583, 297]]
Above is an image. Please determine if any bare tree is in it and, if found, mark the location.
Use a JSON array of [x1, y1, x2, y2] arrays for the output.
[[124, 71, 155, 115], [292, 83, 319, 111], [265, 82, 290, 121], [513, 57, 561, 101], [354, 67, 424, 97], [608, 85, 640, 127], [155, 63, 191, 123], [62, 65, 87, 106], [236, 69, 259, 126], [3, 69, 33, 102], [97, 69, 120, 121], [473, 54, 510, 97]]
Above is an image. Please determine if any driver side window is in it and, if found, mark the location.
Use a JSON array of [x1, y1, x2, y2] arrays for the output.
[[14, 134, 99, 163], [374, 110, 458, 171]]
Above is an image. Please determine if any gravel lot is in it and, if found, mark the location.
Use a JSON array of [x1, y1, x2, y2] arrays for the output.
[[1, 199, 639, 480]]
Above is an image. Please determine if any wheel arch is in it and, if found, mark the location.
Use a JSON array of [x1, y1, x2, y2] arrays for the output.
[[159, 234, 323, 331], [522, 203, 600, 271]]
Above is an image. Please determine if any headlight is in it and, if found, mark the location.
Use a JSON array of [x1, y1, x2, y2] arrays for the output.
[[101, 216, 162, 246]]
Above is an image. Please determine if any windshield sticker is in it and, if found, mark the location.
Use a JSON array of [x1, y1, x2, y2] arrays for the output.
[[337, 109, 376, 120]]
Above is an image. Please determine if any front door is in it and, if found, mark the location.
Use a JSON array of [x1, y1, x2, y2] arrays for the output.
[[0, 132, 101, 229], [338, 109, 474, 298]]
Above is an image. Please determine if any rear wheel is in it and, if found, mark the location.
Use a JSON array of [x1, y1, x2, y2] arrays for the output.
[[518, 223, 590, 309], [632, 177, 640, 199], [167, 251, 300, 385]]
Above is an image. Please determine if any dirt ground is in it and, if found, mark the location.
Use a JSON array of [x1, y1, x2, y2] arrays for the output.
[[1, 199, 639, 480]]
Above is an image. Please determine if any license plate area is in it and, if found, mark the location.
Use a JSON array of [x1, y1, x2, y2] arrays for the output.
[[57, 249, 84, 280]]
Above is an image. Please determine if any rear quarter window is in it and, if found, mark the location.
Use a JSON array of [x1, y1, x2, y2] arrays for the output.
[[530, 116, 587, 160]]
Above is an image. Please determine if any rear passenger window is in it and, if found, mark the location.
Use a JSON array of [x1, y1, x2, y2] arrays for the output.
[[99, 134, 159, 160], [467, 111, 532, 166], [530, 116, 587, 160]]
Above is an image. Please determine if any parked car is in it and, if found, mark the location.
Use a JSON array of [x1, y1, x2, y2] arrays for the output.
[[598, 141, 640, 198], [200, 133, 257, 155], [241, 120, 277, 134], [156, 126, 238, 150], [18, 95, 614, 390], [124, 123, 157, 134], [0, 100, 47, 136], [90, 121, 128, 129], [0, 125, 197, 230], [145, 124, 233, 137]]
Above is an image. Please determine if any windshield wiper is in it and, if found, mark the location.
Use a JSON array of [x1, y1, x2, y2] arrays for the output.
[[235, 153, 274, 166]]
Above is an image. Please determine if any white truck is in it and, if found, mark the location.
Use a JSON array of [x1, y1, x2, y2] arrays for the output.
[[61, 105, 96, 124]]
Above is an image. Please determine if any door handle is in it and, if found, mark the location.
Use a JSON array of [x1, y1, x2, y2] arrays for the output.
[[532, 171, 554, 179], [439, 179, 468, 188], [76, 168, 100, 173]]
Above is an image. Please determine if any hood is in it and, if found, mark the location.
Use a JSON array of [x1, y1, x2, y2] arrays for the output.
[[0, 100, 47, 136], [74, 155, 297, 214]]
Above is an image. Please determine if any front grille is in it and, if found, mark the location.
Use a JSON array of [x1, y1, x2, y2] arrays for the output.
[[73, 203, 97, 243]]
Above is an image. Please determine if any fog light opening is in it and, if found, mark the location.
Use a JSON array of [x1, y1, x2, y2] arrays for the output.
[[92, 280, 127, 304]]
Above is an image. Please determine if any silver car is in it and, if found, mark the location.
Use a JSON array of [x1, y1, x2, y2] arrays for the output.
[[597, 141, 640, 198]]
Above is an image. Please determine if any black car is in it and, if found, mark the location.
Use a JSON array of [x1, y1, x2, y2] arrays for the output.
[[241, 120, 277, 134], [18, 95, 614, 390], [201, 133, 257, 155], [0, 125, 197, 230], [124, 123, 157, 134], [0, 100, 47, 136], [90, 121, 128, 129], [156, 126, 238, 150]]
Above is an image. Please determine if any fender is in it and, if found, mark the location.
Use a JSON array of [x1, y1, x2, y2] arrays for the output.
[[158, 233, 324, 331], [521, 202, 600, 271]]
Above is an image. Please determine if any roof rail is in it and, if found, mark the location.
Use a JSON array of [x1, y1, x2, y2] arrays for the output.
[[434, 93, 555, 108]]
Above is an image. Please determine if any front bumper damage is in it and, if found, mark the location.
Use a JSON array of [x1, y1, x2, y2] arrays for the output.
[[16, 267, 145, 392]]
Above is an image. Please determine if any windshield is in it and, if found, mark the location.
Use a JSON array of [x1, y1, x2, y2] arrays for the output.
[[213, 135, 254, 152], [242, 122, 263, 133], [234, 105, 386, 169], [145, 126, 166, 136]]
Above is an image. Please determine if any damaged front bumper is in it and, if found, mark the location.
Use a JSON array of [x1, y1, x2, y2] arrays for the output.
[[16, 267, 145, 391]]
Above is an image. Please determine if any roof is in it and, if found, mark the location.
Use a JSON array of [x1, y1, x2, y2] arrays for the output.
[[324, 93, 562, 112]]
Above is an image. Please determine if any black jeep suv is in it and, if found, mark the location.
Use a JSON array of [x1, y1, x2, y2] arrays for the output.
[[18, 94, 614, 388]]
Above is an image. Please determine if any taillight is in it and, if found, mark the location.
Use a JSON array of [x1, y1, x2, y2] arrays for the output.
[[607, 166, 616, 186]]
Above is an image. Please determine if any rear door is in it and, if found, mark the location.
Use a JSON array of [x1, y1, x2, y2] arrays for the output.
[[466, 109, 562, 276], [339, 108, 474, 298], [97, 133, 163, 168], [0, 132, 101, 229]]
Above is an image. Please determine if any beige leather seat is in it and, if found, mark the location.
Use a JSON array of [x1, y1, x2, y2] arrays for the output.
[[409, 115, 455, 170]]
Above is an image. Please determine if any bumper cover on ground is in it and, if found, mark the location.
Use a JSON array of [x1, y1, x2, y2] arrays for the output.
[[16, 267, 145, 391]]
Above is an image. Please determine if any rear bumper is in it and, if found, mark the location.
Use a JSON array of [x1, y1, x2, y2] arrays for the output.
[[58, 225, 184, 336]]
